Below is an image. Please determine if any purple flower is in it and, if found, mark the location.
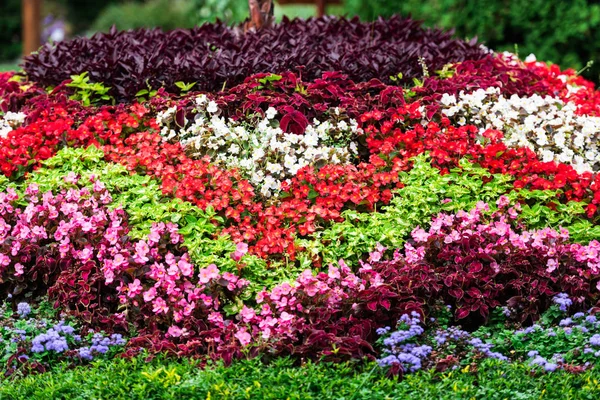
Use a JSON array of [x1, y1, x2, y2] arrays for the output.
[[552, 293, 572, 312], [527, 350, 539, 358], [17, 302, 31, 318], [559, 318, 573, 327], [544, 363, 558, 372], [590, 334, 600, 347]]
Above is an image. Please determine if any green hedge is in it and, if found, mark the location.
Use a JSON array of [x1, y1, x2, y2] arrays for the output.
[[0, 0, 21, 61], [2, 356, 600, 399], [344, 0, 600, 82]]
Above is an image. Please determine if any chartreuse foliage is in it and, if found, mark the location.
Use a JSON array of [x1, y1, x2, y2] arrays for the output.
[[1, 356, 600, 400], [0, 146, 300, 295], [299, 154, 600, 266]]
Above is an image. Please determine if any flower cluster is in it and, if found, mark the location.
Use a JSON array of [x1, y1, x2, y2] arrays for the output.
[[157, 98, 359, 197], [0, 111, 26, 138], [440, 87, 600, 172]]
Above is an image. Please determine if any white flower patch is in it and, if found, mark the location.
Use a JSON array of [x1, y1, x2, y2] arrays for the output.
[[439, 87, 600, 173], [0, 111, 27, 138], [157, 99, 361, 198]]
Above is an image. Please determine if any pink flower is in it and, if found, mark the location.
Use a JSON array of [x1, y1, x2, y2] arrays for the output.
[[178, 258, 194, 277], [152, 297, 169, 314], [496, 195, 510, 208], [208, 312, 224, 325], [93, 180, 106, 193], [14, 263, 24, 276], [240, 306, 256, 322], [235, 328, 252, 346], [231, 242, 248, 261], [143, 287, 157, 302], [198, 264, 219, 283], [546, 259, 559, 273], [167, 325, 187, 338], [64, 172, 79, 184], [25, 184, 39, 196], [128, 279, 143, 298], [411, 227, 429, 243]]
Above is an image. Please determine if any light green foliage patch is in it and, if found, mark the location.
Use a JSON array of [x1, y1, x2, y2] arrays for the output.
[[299, 154, 599, 266]]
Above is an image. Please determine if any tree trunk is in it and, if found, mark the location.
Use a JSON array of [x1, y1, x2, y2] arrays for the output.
[[22, 0, 42, 56], [246, 0, 274, 31]]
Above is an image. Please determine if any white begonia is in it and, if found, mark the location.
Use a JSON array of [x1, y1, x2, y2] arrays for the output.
[[525, 53, 537, 63], [438, 87, 600, 173], [440, 93, 456, 106], [155, 104, 359, 198], [0, 111, 27, 138], [206, 101, 219, 114], [195, 94, 208, 106], [266, 107, 277, 120]]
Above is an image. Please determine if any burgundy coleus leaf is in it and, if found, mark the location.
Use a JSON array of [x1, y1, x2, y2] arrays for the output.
[[468, 262, 483, 274], [456, 307, 470, 319], [448, 288, 464, 300], [280, 106, 309, 135]]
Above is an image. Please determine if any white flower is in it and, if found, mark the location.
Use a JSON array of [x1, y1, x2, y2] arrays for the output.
[[525, 53, 537, 63], [195, 94, 208, 106], [440, 93, 456, 106], [206, 101, 219, 114], [266, 107, 277, 120]]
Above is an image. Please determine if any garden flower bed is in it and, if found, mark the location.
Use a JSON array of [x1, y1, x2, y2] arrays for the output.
[[2, 16, 600, 398]]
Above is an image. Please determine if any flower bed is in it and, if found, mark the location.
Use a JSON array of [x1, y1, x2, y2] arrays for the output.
[[2, 16, 600, 385]]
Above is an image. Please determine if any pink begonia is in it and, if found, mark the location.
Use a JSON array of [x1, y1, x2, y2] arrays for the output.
[[128, 279, 143, 298], [152, 297, 169, 314], [14, 263, 24, 276], [496, 195, 510, 208], [178, 257, 194, 277], [25, 183, 39, 196], [198, 264, 219, 283], [167, 325, 187, 338], [546, 259, 559, 273], [231, 242, 249, 261], [411, 227, 429, 243], [240, 305, 256, 322], [143, 287, 157, 302], [235, 328, 252, 346], [64, 172, 79, 184]]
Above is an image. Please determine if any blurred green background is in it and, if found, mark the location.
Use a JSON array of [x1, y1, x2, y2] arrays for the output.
[[2, 0, 600, 82]]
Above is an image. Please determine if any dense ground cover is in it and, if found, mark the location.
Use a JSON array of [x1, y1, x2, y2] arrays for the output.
[[2, 15, 600, 397]]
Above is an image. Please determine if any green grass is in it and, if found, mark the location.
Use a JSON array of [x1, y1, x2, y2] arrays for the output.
[[275, 4, 345, 20], [2, 356, 600, 400], [0, 62, 19, 72]]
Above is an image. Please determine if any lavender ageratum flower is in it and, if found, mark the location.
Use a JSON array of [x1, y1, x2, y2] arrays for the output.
[[573, 312, 585, 319], [31, 343, 44, 353], [547, 331, 557, 337], [544, 363, 558, 372], [559, 318, 573, 327], [110, 333, 126, 346], [376, 326, 391, 336], [410, 345, 432, 358], [586, 315, 597, 324], [17, 302, 31, 318], [434, 333, 447, 345], [552, 293, 572, 312], [78, 347, 93, 361], [590, 334, 600, 347], [527, 350, 539, 358]]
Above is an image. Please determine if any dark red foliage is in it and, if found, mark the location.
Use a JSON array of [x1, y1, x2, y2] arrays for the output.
[[23, 17, 488, 101]]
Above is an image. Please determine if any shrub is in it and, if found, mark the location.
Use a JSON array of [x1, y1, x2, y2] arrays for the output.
[[344, 0, 600, 83], [23, 16, 488, 101]]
